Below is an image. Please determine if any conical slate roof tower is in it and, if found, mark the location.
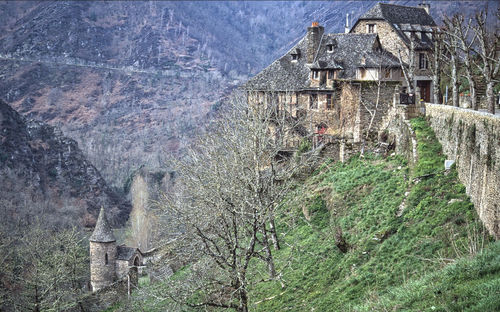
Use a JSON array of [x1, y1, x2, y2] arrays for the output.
[[90, 206, 116, 243]]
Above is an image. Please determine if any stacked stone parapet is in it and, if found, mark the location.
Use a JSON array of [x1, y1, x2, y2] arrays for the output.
[[425, 103, 500, 239]]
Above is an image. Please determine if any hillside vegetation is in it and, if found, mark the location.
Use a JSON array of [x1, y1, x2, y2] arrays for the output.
[[116, 119, 498, 311], [247, 118, 498, 311]]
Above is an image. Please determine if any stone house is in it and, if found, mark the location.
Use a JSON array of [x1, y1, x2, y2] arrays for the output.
[[90, 207, 143, 292], [243, 2, 435, 147], [350, 2, 436, 102]]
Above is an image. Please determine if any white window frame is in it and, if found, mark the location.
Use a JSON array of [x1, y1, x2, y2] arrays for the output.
[[367, 24, 376, 33]]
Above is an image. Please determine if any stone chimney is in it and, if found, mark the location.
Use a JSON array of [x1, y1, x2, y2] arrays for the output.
[[345, 14, 350, 34], [418, 2, 430, 14], [306, 22, 324, 64]]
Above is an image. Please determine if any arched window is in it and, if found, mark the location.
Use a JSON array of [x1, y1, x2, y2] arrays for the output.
[[105, 253, 108, 265]]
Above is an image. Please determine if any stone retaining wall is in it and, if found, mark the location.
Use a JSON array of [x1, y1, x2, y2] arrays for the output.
[[425, 103, 500, 239]]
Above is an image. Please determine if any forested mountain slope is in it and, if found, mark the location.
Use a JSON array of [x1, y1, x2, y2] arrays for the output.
[[0, 100, 130, 228]]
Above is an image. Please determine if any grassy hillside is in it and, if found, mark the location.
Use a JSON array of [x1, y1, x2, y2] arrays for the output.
[[122, 118, 499, 311], [247, 117, 498, 311]]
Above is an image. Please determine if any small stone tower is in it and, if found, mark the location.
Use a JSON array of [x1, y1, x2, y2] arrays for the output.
[[90, 207, 117, 292]]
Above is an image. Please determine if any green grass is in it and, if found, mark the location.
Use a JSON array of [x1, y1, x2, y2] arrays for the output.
[[354, 241, 500, 311], [124, 118, 499, 311], [248, 117, 497, 311]]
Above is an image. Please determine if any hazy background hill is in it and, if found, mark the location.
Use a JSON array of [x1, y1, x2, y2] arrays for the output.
[[0, 100, 130, 229], [0, 0, 496, 190]]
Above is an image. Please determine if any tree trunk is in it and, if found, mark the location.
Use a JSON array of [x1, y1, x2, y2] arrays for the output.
[[237, 278, 249, 312], [451, 56, 459, 107], [261, 227, 277, 278], [432, 32, 442, 104], [486, 81, 495, 114], [269, 218, 280, 250], [432, 73, 440, 104], [469, 77, 477, 110]]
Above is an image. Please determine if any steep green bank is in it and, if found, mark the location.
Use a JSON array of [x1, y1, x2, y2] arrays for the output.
[[122, 118, 498, 311], [248, 117, 497, 311]]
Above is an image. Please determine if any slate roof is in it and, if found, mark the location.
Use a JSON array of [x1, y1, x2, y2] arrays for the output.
[[90, 207, 116, 243], [354, 3, 436, 50], [243, 36, 312, 91], [315, 34, 400, 80], [116, 245, 142, 261], [243, 32, 400, 91], [359, 3, 436, 26]]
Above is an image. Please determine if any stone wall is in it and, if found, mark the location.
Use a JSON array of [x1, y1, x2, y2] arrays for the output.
[[358, 81, 398, 141], [379, 103, 418, 165], [351, 20, 408, 63], [90, 241, 116, 291], [425, 103, 500, 239]]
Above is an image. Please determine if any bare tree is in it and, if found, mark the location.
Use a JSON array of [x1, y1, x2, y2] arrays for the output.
[[474, 9, 500, 114], [156, 92, 317, 311], [5, 225, 89, 312], [398, 38, 416, 94], [428, 26, 444, 104], [450, 14, 479, 110], [443, 17, 462, 107], [358, 64, 391, 155]]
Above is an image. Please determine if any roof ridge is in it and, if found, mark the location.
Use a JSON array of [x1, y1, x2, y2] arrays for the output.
[[379, 2, 426, 10]]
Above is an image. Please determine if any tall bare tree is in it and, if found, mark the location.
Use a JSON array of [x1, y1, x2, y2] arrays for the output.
[[449, 14, 479, 110], [398, 38, 417, 94], [157, 92, 317, 311], [443, 17, 462, 107], [428, 26, 444, 104], [474, 9, 500, 114]]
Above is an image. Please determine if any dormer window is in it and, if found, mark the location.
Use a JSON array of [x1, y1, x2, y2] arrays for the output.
[[367, 24, 376, 33], [327, 44, 334, 53], [291, 48, 301, 62]]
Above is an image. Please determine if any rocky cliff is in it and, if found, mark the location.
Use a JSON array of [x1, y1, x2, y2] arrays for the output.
[[0, 99, 130, 228]]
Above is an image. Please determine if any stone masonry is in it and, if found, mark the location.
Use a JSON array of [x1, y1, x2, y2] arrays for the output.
[[425, 103, 500, 239], [90, 241, 117, 291]]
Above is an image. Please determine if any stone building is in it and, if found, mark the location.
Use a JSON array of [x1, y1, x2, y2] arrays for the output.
[[90, 207, 143, 292], [350, 2, 436, 101], [244, 2, 436, 147]]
